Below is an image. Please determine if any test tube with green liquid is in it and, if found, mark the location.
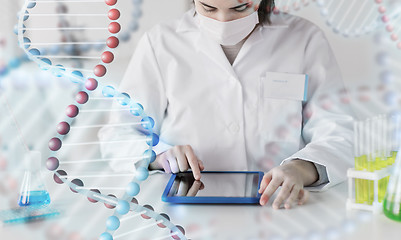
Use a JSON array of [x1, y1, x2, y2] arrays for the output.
[[383, 142, 401, 222]]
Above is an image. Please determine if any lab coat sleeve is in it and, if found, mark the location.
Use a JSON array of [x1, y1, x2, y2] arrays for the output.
[[281, 29, 354, 191], [98, 32, 173, 172], [309, 163, 328, 188]]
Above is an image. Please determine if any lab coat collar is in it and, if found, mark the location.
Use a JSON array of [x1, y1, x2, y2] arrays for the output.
[[261, 13, 290, 29], [196, 30, 239, 79], [176, 9, 198, 33], [176, 9, 289, 79], [176, 9, 289, 33]]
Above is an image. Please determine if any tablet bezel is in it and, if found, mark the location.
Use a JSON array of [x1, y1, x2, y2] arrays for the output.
[[161, 171, 264, 204]]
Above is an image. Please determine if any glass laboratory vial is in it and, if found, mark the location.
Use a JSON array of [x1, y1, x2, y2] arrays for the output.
[[18, 151, 51, 207], [383, 146, 401, 222]]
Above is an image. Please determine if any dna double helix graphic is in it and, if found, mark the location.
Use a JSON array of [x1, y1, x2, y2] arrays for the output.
[[316, 0, 382, 37], [273, 0, 313, 13], [17, 0, 187, 239], [375, 0, 401, 50], [268, 0, 399, 40]]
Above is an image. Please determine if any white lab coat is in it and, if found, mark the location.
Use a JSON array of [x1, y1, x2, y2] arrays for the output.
[[99, 9, 354, 191]]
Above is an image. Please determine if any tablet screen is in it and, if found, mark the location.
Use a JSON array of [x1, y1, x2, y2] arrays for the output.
[[166, 172, 261, 198]]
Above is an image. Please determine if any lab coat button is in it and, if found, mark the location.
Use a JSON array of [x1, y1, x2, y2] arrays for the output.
[[229, 122, 240, 133]]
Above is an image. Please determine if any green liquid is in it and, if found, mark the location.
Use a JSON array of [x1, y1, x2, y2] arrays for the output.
[[383, 199, 401, 222]]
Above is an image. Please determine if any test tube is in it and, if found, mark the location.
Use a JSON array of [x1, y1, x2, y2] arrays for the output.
[[393, 114, 401, 164], [358, 120, 366, 204], [386, 116, 394, 167], [379, 115, 387, 202], [361, 119, 367, 204], [372, 117, 378, 203], [379, 114, 387, 169], [377, 115, 384, 170], [373, 116, 380, 170], [383, 144, 401, 222], [367, 118, 374, 204], [354, 121, 361, 203]]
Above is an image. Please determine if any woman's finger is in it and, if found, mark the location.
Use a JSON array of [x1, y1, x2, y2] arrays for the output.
[[175, 149, 189, 172], [185, 146, 202, 180], [272, 182, 294, 209], [258, 172, 272, 194], [166, 150, 180, 173], [198, 159, 205, 171], [260, 177, 281, 206], [298, 189, 309, 205], [284, 185, 301, 209], [160, 153, 172, 174]]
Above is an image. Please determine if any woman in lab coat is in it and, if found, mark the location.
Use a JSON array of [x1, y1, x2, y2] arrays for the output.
[[100, 0, 354, 209]]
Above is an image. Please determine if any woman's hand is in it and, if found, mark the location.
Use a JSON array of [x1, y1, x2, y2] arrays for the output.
[[258, 160, 318, 209], [149, 145, 205, 180]]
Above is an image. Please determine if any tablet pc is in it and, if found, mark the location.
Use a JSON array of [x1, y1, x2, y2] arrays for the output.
[[162, 171, 264, 204]]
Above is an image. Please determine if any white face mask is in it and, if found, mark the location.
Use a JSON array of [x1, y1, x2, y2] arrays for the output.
[[197, 10, 259, 46]]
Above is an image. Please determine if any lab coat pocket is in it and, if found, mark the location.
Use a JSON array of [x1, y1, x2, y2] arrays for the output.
[[259, 74, 305, 143]]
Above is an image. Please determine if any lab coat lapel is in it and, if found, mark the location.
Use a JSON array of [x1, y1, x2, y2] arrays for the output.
[[179, 10, 237, 78], [234, 15, 289, 66], [196, 32, 239, 79], [232, 26, 263, 66]]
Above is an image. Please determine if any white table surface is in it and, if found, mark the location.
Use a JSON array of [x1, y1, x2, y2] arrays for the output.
[[1, 171, 401, 240]]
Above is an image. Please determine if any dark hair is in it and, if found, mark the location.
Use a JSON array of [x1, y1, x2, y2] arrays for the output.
[[192, 0, 276, 24], [259, 0, 275, 24]]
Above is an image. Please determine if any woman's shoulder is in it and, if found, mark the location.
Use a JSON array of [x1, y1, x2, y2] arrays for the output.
[[267, 13, 323, 36], [146, 9, 196, 39]]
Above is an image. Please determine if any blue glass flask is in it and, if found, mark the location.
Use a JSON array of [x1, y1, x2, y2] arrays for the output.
[[18, 151, 51, 207]]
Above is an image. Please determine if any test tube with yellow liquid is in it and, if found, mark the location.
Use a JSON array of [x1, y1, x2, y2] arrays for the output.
[[366, 118, 375, 205], [390, 114, 401, 166], [349, 115, 394, 211], [353, 119, 370, 204], [354, 121, 363, 203], [377, 115, 388, 202]]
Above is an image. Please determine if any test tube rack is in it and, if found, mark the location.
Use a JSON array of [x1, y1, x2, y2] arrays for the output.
[[348, 115, 398, 213], [347, 166, 392, 213]]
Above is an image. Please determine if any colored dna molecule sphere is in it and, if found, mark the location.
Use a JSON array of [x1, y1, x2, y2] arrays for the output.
[[375, 0, 401, 49], [16, 0, 187, 239], [374, 25, 401, 126]]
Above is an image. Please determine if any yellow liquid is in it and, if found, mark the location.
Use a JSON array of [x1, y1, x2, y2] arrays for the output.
[[354, 154, 392, 204], [354, 156, 364, 204], [390, 151, 397, 165]]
